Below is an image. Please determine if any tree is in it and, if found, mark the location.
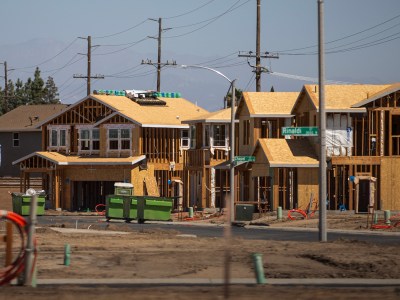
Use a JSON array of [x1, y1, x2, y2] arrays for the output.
[[30, 67, 46, 104], [0, 67, 60, 113], [225, 88, 243, 108], [44, 76, 60, 104]]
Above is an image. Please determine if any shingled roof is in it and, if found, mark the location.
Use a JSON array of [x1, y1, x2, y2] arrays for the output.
[[0, 104, 68, 132]]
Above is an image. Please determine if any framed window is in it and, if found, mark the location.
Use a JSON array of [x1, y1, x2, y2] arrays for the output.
[[204, 125, 210, 147], [212, 125, 226, 147], [181, 129, 190, 149], [108, 128, 131, 151], [243, 120, 250, 145], [48, 126, 69, 150], [92, 129, 100, 150], [79, 128, 100, 152], [190, 125, 196, 149], [13, 132, 20, 147]]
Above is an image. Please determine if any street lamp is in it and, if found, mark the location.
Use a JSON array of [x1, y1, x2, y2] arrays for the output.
[[180, 65, 236, 223], [180, 64, 235, 298]]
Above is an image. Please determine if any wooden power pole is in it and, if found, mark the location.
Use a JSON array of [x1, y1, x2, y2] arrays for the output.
[[239, 0, 278, 92], [142, 18, 175, 92], [73, 36, 104, 95]]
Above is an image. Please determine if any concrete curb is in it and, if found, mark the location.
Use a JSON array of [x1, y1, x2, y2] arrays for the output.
[[19, 278, 400, 287]]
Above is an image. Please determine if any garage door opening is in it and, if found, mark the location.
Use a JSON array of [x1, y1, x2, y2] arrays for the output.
[[72, 181, 115, 211]]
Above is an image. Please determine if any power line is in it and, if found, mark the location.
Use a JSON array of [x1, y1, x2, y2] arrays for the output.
[[93, 19, 148, 39], [280, 30, 400, 56], [274, 12, 400, 54], [13, 38, 79, 70], [164, 0, 251, 39], [93, 37, 149, 56], [164, 0, 217, 19]]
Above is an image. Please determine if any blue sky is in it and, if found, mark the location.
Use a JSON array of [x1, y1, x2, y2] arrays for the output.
[[1, 0, 400, 111]]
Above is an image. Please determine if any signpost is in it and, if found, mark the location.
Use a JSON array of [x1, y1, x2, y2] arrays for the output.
[[234, 156, 255, 162], [282, 126, 318, 136]]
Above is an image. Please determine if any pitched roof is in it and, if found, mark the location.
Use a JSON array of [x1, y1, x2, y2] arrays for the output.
[[92, 95, 209, 127], [241, 92, 299, 117], [254, 138, 319, 167], [302, 84, 392, 112], [182, 107, 236, 124], [0, 104, 68, 132], [13, 151, 146, 166], [352, 82, 400, 108]]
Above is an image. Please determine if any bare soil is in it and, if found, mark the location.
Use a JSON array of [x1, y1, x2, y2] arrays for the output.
[[1, 185, 400, 299]]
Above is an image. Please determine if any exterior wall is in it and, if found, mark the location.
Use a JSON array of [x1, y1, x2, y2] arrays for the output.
[[0, 131, 42, 177], [380, 157, 400, 210], [297, 168, 319, 209]]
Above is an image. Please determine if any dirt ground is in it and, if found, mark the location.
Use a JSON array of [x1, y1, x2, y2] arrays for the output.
[[1, 186, 400, 299]]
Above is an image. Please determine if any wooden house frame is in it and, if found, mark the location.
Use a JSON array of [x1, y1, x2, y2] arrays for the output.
[[182, 108, 238, 209], [235, 92, 308, 211], [292, 83, 400, 211], [13, 92, 208, 211]]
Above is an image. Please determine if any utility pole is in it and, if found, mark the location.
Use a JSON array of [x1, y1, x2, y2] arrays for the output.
[[3, 61, 8, 113], [318, 0, 327, 242], [239, 0, 278, 92], [0, 61, 11, 113], [142, 18, 173, 92], [73, 36, 104, 96]]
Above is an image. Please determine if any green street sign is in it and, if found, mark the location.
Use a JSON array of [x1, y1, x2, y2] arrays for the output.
[[281, 126, 319, 136], [234, 156, 255, 162]]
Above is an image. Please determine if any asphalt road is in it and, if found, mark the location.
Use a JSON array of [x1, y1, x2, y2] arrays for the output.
[[36, 215, 400, 245]]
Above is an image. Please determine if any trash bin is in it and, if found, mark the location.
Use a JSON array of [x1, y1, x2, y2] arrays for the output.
[[143, 197, 173, 221], [106, 195, 125, 219], [11, 193, 46, 216]]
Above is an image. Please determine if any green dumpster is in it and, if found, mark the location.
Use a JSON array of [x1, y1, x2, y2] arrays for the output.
[[106, 195, 125, 219], [11, 193, 46, 216], [143, 197, 173, 221], [126, 197, 139, 220]]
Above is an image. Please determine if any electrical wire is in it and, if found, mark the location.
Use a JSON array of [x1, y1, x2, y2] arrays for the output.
[[93, 19, 148, 39], [274, 13, 400, 54], [13, 38, 79, 70], [93, 37, 149, 56], [164, 0, 251, 39], [164, 0, 217, 19], [243, 73, 256, 91]]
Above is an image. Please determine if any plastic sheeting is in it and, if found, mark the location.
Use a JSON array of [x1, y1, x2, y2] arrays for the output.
[[326, 114, 353, 157]]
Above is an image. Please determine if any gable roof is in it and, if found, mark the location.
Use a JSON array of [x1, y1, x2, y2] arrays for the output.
[[297, 84, 392, 112], [182, 107, 237, 124], [254, 138, 319, 168], [13, 151, 146, 166], [351, 82, 400, 108], [0, 104, 68, 132], [39, 94, 209, 128], [238, 92, 299, 118]]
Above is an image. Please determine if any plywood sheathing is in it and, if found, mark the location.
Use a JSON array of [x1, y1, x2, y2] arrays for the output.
[[255, 139, 319, 167], [241, 92, 299, 116], [92, 95, 209, 126], [303, 84, 392, 111], [380, 157, 400, 210]]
